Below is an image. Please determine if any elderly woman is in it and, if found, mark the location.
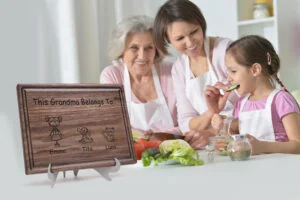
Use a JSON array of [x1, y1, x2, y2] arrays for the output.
[[100, 15, 181, 139]]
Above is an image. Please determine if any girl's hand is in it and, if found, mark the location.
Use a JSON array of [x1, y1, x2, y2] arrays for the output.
[[205, 85, 221, 113], [246, 134, 263, 155], [205, 83, 231, 114]]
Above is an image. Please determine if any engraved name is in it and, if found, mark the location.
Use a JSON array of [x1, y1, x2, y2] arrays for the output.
[[105, 144, 117, 150], [82, 146, 93, 152], [49, 149, 66, 154]]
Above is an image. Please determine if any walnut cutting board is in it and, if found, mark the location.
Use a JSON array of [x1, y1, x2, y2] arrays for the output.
[[17, 84, 136, 174]]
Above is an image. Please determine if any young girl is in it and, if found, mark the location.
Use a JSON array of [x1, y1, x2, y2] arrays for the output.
[[205, 35, 300, 154]]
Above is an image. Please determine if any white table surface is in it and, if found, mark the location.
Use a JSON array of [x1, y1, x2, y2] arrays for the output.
[[1, 115, 300, 200]]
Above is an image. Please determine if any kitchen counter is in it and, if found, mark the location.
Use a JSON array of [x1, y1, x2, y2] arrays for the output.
[[1, 115, 300, 200]]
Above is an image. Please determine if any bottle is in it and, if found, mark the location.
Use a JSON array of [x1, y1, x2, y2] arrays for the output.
[[253, 3, 270, 19], [227, 135, 252, 161]]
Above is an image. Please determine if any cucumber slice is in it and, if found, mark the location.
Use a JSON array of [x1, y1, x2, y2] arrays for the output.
[[225, 85, 240, 92]]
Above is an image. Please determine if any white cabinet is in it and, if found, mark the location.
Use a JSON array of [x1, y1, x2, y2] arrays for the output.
[[193, 0, 299, 89], [237, 0, 278, 51]]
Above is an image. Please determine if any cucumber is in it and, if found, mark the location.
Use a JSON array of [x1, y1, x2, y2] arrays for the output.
[[225, 85, 240, 92]]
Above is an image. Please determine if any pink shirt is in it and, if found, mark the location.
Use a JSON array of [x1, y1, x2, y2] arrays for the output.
[[172, 37, 236, 134], [233, 91, 300, 142], [100, 60, 181, 135]]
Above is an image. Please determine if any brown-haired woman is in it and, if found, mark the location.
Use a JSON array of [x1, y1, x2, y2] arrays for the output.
[[154, 0, 239, 149]]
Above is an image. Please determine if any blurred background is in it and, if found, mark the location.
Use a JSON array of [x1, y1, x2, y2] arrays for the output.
[[1, 0, 300, 175]]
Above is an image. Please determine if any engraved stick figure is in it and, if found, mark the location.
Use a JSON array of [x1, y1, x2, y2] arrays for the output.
[[102, 127, 115, 142], [45, 116, 63, 146], [78, 127, 93, 149]]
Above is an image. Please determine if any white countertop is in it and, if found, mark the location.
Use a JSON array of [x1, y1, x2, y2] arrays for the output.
[[1, 115, 300, 200]]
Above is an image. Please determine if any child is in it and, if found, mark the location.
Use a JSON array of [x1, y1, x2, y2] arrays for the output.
[[205, 35, 300, 154]]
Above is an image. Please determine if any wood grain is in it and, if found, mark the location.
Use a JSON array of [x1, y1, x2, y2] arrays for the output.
[[17, 84, 136, 174]]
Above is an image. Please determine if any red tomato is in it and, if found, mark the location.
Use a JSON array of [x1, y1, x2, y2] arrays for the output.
[[144, 140, 161, 149], [134, 142, 145, 160], [134, 138, 161, 159], [136, 138, 149, 146]]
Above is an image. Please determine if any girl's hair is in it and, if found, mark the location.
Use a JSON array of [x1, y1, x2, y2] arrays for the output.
[[108, 15, 163, 62], [153, 0, 207, 56], [226, 35, 288, 92]]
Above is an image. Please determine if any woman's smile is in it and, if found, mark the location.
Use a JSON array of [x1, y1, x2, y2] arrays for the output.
[[123, 31, 156, 76], [167, 21, 204, 58]]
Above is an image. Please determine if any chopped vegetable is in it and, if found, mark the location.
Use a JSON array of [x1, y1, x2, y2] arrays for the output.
[[218, 148, 228, 156], [212, 136, 230, 156], [214, 141, 227, 151], [225, 84, 240, 92]]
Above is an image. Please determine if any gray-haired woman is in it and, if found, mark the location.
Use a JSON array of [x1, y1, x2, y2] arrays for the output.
[[100, 15, 181, 140]]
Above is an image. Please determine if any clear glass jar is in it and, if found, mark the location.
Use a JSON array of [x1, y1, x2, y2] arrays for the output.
[[253, 3, 270, 19], [227, 135, 252, 161], [207, 117, 233, 157], [218, 117, 232, 137]]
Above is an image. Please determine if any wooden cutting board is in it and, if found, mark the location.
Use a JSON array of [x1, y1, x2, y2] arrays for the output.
[[17, 84, 136, 174]]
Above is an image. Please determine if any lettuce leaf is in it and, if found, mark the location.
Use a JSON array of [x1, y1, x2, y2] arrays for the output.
[[141, 139, 204, 167], [141, 148, 160, 166]]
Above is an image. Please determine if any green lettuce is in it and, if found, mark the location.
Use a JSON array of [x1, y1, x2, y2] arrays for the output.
[[141, 139, 204, 167]]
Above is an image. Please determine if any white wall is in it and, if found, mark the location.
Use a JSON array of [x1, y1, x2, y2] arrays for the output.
[[74, 0, 168, 82], [294, 1, 300, 90], [0, 0, 44, 173], [276, 0, 300, 90], [192, 0, 238, 39]]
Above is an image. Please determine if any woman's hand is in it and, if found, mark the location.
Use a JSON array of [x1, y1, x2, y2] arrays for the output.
[[211, 114, 226, 130], [247, 134, 263, 155], [143, 129, 154, 140], [184, 130, 212, 149], [205, 82, 231, 114]]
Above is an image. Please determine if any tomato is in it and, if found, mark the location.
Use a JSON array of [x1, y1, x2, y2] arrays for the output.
[[134, 142, 145, 160], [144, 140, 161, 149], [136, 138, 161, 149], [133, 138, 162, 160], [136, 138, 149, 146]]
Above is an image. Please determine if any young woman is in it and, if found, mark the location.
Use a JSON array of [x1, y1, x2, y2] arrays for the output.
[[154, 0, 239, 148]]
